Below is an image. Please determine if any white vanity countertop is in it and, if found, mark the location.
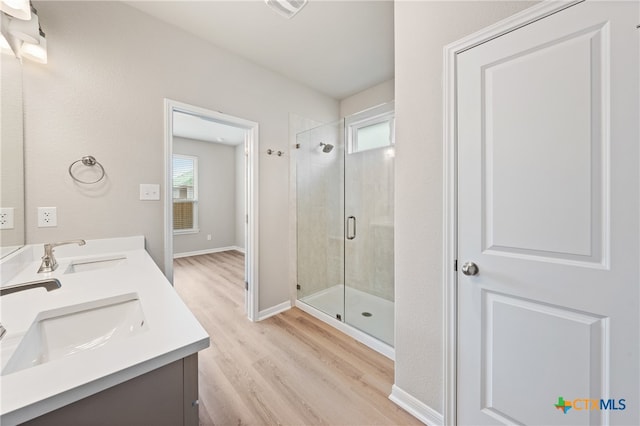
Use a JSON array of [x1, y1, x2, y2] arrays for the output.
[[0, 236, 210, 425]]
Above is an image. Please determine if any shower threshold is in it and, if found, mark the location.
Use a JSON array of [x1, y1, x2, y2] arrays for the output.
[[297, 285, 394, 360]]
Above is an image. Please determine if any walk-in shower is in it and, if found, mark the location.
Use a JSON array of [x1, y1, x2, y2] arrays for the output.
[[296, 103, 395, 352]]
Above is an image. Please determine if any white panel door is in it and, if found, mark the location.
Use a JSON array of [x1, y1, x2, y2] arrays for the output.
[[457, 1, 639, 425]]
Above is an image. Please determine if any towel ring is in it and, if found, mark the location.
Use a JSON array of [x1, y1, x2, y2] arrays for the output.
[[68, 155, 105, 184]]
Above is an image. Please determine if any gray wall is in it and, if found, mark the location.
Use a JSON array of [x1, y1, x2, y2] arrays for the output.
[[234, 144, 245, 251], [394, 0, 536, 415], [173, 137, 237, 255], [22, 1, 338, 312], [0, 57, 25, 251], [339, 78, 394, 118]]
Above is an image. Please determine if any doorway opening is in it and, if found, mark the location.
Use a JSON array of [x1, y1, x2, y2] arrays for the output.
[[164, 99, 259, 321]]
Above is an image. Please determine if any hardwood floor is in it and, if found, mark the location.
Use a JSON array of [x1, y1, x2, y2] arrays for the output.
[[174, 251, 421, 426]]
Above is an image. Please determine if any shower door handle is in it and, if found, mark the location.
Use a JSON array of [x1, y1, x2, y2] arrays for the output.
[[347, 216, 356, 240]]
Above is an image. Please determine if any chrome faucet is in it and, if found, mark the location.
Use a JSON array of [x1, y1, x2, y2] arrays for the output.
[[0, 278, 62, 341], [0, 278, 62, 297], [38, 240, 86, 273]]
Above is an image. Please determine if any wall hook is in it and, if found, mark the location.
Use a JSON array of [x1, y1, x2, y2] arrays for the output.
[[267, 149, 285, 157]]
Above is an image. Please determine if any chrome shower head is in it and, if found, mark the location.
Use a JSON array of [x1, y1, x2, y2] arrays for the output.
[[320, 142, 334, 153]]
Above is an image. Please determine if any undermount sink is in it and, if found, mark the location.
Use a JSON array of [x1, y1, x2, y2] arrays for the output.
[[2, 293, 148, 375], [64, 255, 126, 274]]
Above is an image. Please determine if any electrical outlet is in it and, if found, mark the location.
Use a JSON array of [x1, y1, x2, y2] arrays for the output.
[[0, 208, 14, 229], [38, 207, 57, 227]]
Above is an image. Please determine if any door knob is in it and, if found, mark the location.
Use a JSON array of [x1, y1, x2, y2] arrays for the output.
[[461, 261, 479, 276]]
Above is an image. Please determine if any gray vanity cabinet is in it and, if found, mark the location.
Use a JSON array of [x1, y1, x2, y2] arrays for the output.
[[22, 354, 199, 426]]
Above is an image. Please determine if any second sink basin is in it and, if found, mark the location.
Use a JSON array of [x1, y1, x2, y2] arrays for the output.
[[2, 293, 148, 375], [64, 255, 127, 274]]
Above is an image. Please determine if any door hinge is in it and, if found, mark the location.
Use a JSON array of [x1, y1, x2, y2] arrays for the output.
[[295, 143, 301, 149], [296, 284, 301, 290], [454, 259, 458, 271], [245, 281, 249, 290]]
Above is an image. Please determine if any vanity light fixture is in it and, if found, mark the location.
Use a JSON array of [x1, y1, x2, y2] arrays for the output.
[[0, 0, 30, 21], [264, 0, 308, 19], [1, 1, 48, 64], [0, 10, 18, 55], [20, 24, 45, 63], [7, 2, 38, 43]]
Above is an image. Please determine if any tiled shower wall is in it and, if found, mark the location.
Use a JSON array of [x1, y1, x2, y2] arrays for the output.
[[345, 147, 394, 301]]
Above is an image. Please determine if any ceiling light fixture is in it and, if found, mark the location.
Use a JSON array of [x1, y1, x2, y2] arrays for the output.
[[0, 0, 30, 21], [264, 0, 308, 19]]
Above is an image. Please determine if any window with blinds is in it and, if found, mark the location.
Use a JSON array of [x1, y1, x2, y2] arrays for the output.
[[173, 154, 198, 233]]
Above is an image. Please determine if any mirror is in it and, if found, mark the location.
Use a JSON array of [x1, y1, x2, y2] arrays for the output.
[[0, 55, 25, 258]]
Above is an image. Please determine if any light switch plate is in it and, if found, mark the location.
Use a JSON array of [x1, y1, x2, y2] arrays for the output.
[[140, 184, 160, 201]]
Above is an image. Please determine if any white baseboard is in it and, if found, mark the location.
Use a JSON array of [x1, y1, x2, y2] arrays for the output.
[[173, 246, 244, 259], [257, 300, 291, 321], [389, 385, 443, 426]]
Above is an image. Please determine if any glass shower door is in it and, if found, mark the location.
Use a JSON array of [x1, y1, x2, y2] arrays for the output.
[[344, 104, 395, 346], [296, 120, 345, 320]]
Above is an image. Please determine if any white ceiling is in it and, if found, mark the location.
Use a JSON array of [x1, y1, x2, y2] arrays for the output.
[[173, 111, 246, 145], [125, 0, 394, 100]]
